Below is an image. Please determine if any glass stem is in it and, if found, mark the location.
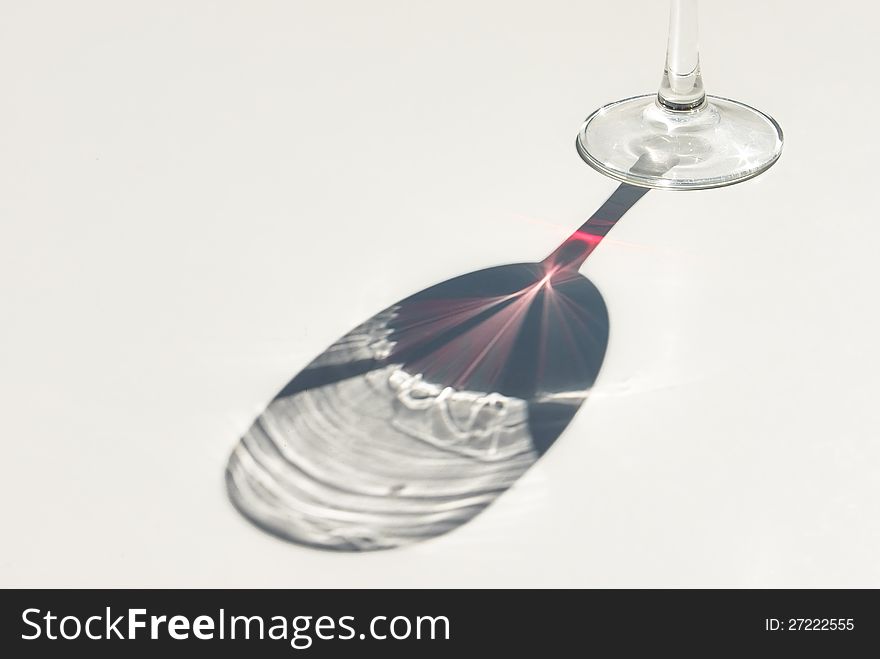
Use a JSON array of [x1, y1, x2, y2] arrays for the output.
[[657, 0, 706, 112]]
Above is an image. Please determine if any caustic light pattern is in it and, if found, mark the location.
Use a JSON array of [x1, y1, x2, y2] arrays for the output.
[[226, 184, 648, 551]]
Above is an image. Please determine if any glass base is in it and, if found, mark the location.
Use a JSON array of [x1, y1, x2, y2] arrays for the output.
[[576, 94, 783, 190]]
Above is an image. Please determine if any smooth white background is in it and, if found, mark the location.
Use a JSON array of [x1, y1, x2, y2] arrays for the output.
[[2, 1, 878, 586]]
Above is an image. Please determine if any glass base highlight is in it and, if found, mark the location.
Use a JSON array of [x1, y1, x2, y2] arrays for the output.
[[576, 94, 783, 190]]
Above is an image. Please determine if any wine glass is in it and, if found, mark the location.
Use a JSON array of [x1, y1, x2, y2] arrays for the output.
[[576, 0, 783, 190]]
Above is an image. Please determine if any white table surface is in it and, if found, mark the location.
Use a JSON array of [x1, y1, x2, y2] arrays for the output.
[[2, 0, 879, 587]]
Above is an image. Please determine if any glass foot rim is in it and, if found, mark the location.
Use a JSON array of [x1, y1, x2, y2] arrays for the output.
[[576, 93, 784, 191]]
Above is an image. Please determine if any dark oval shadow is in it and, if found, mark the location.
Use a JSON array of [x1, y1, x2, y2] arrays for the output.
[[226, 183, 648, 551]]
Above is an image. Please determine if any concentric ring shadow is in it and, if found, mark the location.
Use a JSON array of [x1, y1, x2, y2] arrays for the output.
[[226, 169, 660, 551]]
